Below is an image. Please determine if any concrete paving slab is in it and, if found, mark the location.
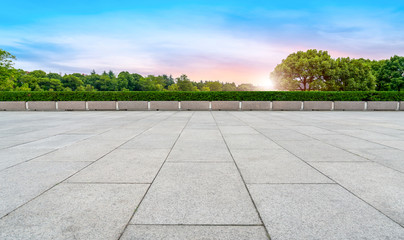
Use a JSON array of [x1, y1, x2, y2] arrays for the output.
[[131, 162, 261, 224], [248, 184, 404, 240], [223, 134, 282, 149], [68, 149, 170, 183], [277, 140, 369, 162], [0, 147, 55, 171], [167, 146, 233, 162], [0, 161, 89, 218], [121, 225, 269, 240], [312, 162, 404, 225], [0, 183, 149, 240], [231, 149, 332, 183], [33, 139, 120, 162]]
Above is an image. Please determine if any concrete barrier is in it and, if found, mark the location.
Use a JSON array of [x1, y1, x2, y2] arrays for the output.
[[181, 101, 209, 111], [367, 101, 399, 111], [58, 101, 86, 111], [150, 101, 179, 111], [241, 101, 271, 111], [334, 101, 366, 111], [0, 101, 26, 111], [272, 101, 302, 111], [88, 101, 116, 111], [27, 101, 56, 111], [400, 102, 404, 111], [118, 101, 148, 111], [304, 101, 333, 111], [211, 101, 240, 111]]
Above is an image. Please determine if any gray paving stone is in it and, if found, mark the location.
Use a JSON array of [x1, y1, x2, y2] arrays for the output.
[[15, 134, 90, 149], [0, 147, 54, 171], [277, 140, 369, 162], [131, 162, 260, 224], [231, 149, 332, 183], [0, 183, 148, 240], [68, 149, 170, 183], [167, 146, 233, 162], [248, 184, 404, 240], [0, 161, 89, 218], [34, 139, 120, 162], [121, 133, 180, 149], [121, 225, 269, 240], [312, 162, 404, 225], [224, 134, 282, 149], [219, 126, 259, 135]]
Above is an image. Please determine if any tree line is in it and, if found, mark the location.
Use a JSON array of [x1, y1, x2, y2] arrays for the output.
[[1, 48, 403, 91], [0, 49, 259, 92], [271, 49, 404, 91]]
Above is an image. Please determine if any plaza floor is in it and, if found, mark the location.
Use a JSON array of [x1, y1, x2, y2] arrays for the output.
[[0, 111, 403, 240]]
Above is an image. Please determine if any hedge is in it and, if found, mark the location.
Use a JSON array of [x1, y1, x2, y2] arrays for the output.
[[0, 91, 403, 101]]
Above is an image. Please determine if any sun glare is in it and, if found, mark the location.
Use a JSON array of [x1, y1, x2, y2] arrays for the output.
[[258, 78, 274, 90]]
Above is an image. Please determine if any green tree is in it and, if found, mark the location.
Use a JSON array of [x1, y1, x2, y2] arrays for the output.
[[328, 58, 376, 91], [271, 49, 333, 91], [176, 75, 197, 91], [377, 56, 404, 91], [62, 75, 84, 91], [205, 81, 223, 91], [29, 70, 47, 78], [38, 78, 64, 91], [0, 49, 17, 91], [47, 72, 62, 80], [223, 83, 237, 91], [237, 83, 255, 91]]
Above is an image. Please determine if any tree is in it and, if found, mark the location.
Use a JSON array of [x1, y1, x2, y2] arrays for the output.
[[377, 56, 404, 91], [328, 58, 376, 91], [237, 84, 255, 91], [205, 81, 223, 91], [38, 78, 64, 91], [271, 49, 333, 91], [62, 75, 84, 91], [223, 83, 237, 91], [176, 75, 197, 91], [0, 49, 17, 91], [29, 70, 47, 78]]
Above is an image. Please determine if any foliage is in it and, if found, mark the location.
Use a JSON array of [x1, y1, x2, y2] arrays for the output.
[[377, 56, 404, 91], [0, 91, 403, 101]]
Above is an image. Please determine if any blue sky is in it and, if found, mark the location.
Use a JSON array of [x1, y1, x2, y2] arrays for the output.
[[1, 1, 403, 85]]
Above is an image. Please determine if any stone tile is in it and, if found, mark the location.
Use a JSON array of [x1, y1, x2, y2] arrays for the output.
[[121, 133, 180, 149], [0, 183, 148, 240], [68, 149, 170, 183], [223, 134, 281, 149], [219, 126, 259, 135], [121, 225, 269, 240], [231, 149, 332, 183], [312, 162, 404, 225], [0, 147, 54, 171], [0, 161, 89, 218], [249, 184, 404, 240], [15, 134, 90, 149], [277, 140, 368, 162], [259, 129, 312, 141], [131, 162, 260, 224], [34, 140, 120, 162], [377, 140, 404, 151], [167, 146, 233, 162]]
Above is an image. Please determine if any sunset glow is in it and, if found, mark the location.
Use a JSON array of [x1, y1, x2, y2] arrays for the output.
[[0, 1, 403, 85]]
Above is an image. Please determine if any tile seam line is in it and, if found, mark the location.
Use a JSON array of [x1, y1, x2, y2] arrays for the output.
[[229, 111, 404, 229], [247, 111, 404, 175], [0, 111, 175, 221], [0, 112, 155, 172], [127, 223, 265, 227], [211, 111, 272, 240], [117, 111, 195, 240]]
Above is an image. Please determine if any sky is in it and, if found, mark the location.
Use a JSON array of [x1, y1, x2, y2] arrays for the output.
[[0, 1, 403, 86]]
